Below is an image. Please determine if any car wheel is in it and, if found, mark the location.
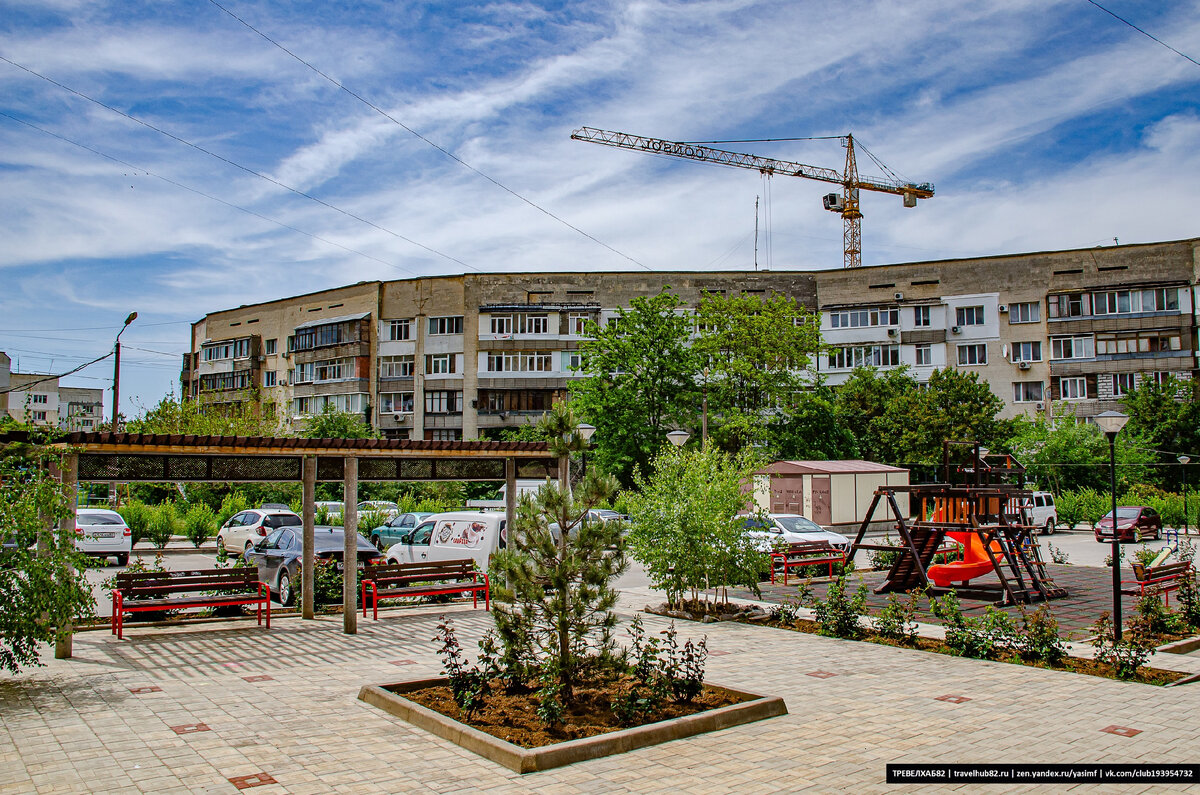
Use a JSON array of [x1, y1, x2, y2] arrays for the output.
[[1133, 529, 1142, 544], [277, 570, 293, 606], [244, 540, 254, 554], [1043, 519, 1055, 536], [116, 553, 128, 566]]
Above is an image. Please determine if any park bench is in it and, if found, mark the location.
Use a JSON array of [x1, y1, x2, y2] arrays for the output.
[[111, 567, 270, 639], [360, 559, 489, 620], [1122, 560, 1193, 605], [770, 541, 846, 585]]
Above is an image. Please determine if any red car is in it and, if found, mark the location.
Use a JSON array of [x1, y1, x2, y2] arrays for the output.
[[1094, 506, 1162, 543]]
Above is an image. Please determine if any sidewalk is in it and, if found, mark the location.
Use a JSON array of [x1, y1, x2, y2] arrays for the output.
[[3, 596, 1199, 793]]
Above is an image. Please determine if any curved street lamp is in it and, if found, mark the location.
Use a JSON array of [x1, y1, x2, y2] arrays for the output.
[[1180, 455, 1191, 537], [666, 429, 690, 448], [112, 312, 138, 430], [1095, 410, 1128, 641]]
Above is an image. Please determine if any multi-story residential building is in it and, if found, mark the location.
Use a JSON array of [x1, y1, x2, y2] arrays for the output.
[[1, 363, 104, 430], [181, 238, 1200, 436]]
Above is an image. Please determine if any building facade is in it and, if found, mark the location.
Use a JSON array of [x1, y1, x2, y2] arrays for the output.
[[1, 359, 104, 430], [181, 238, 1200, 437]]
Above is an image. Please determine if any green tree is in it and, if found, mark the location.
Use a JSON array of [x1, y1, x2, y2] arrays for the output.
[[832, 367, 918, 461], [489, 407, 627, 702], [1006, 416, 1154, 494], [769, 384, 858, 460], [0, 433, 95, 673], [693, 291, 822, 449], [571, 289, 698, 485], [1122, 375, 1200, 489], [126, 390, 285, 436], [300, 404, 379, 439], [624, 443, 766, 608]]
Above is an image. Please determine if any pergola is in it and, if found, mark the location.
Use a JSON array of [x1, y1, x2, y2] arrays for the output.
[[6, 431, 556, 651]]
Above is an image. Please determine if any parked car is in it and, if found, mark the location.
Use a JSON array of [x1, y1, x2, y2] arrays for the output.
[[244, 526, 384, 606], [1094, 506, 1163, 543], [358, 500, 400, 518], [75, 508, 133, 566], [384, 511, 505, 570], [741, 513, 851, 554], [314, 501, 344, 519], [217, 509, 302, 554], [1017, 491, 1057, 535], [259, 503, 291, 511], [369, 511, 435, 550]]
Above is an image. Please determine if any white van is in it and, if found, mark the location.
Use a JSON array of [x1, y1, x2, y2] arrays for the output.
[[384, 511, 506, 570]]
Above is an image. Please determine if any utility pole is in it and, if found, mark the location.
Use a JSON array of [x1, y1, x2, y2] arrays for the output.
[[111, 312, 137, 429]]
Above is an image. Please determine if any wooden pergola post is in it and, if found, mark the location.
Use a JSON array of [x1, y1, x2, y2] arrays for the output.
[[343, 456, 358, 634], [302, 455, 316, 620], [55, 452, 78, 659]]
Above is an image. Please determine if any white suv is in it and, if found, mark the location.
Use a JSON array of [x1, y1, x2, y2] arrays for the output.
[[75, 508, 133, 566], [1020, 491, 1058, 535], [217, 509, 302, 554]]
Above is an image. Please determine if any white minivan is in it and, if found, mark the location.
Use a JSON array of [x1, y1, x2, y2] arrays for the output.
[[1021, 491, 1058, 535], [384, 511, 506, 570]]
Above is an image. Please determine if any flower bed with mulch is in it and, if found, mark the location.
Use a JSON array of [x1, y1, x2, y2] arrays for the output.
[[402, 676, 745, 748]]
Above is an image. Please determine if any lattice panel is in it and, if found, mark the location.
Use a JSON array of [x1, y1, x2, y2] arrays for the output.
[[399, 460, 434, 480], [517, 459, 556, 479], [432, 458, 505, 481], [316, 458, 345, 481], [357, 458, 399, 481], [210, 456, 301, 481], [163, 456, 209, 480]]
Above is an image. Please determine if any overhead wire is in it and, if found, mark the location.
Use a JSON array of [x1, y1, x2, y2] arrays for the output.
[[0, 56, 474, 273], [0, 351, 113, 394], [205, 0, 652, 272], [1084, 0, 1200, 69], [0, 111, 423, 276]]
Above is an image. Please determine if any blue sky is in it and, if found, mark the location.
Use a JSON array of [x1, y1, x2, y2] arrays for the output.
[[1, 0, 1198, 415]]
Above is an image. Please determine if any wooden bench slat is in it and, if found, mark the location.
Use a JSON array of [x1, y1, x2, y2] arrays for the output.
[[361, 558, 488, 620], [112, 567, 270, 639]]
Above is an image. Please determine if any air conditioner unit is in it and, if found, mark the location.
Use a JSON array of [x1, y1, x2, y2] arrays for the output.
[[893, 291, 904, 301], [393, 411, 412, 422], [1034, 401, 1045, 411], [887, 328, 898, 337], [950, 325, 961, 334], [1018, 361, 1031, 370], [998, 304, 1009, 313]]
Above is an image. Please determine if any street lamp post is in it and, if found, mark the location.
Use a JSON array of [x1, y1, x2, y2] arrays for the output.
[[111, 312, 137, 429], [578, 423, 596, 477], [1180, 455, 1191, 536], [1095, 410, 1128, 641]]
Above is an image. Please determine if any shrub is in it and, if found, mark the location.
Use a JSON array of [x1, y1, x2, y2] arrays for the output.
[[612, 618, 708, 725], [146, 503, 179, 548], [294, 559, 344, 606], [1129, 592, 1187, 638], [811, 575, 869, 639], [1015, 605, 1066, 666], [1175, 571, 1200, 628], [358, 509, 388, 536], [1046, 542, 1070, 565], [434, 616, 490, 720], [872, 589, 922, 645], [1131, 545, 1160, 569], [930, 592, 1014, 659], [1092, 613, 1155, 680], [868, 534, 900, 570], [217, 492, 249, 526], [117, 501, 152, 544], [182, 503, 217, 548]]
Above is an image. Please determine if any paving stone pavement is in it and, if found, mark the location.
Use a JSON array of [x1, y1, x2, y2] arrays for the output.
[[2, 595, 1200, 794]]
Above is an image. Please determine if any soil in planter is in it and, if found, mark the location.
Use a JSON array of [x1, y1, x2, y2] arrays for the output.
[[400, 677, 746, 748], [742, 615, 1190, 686]]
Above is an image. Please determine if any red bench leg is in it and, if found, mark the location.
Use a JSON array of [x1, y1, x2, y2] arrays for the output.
[[265, 598, 270, 629]]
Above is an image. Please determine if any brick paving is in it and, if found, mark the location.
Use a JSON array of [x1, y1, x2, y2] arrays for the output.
[[2, 596, 1200, 793]]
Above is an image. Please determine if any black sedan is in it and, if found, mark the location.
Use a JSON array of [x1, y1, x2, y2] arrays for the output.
[[244, 526, 384, 606]]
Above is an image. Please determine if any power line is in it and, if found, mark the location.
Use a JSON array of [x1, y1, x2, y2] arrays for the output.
[[1084, 0, 1200, 69], [0, 351, 113, 394], [0, 56, 475, 272], [205, 0, 652, 272], [0, 111, 423, 276], [0, 320, 190, 332]]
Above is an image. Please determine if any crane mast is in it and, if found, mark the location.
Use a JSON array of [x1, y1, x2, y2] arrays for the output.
[[570, 126, 934, 268]]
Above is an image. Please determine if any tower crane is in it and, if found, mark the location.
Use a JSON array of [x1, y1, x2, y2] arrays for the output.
[[570, 126, 934, 269]]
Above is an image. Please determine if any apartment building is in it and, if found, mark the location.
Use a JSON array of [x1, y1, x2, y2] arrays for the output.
[[181, 238, 1200, 437], [1, 358, 104, 430]]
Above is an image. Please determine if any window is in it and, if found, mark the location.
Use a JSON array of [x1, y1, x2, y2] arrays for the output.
[[957, 343, 987, 366], [379, 392, 414, 412], [32, 411, 46, 422], [31, 394, 47, 404], [569, 313, 591, 335], [1012, 341, 1042, 362], [291, 320, 357, 352], [1050, 335, 1094, 360], [426, 354, 456, 374], [1112, 373, 1137, 397], [478, 389, 556, 413], [292, 393, 366, 416], [1058, 377, 1088, 400], [489, 314, 549, 335], [430, 429, 461, 441], [827, 344, 900, 369], [425, 390, 463, 414], [80, 419, 93, 428], [379, 355, 414, 378], [264, 338, 277, 355], [428, 316, 463, 335], [914, 344, 932, 366], [233, 338, 251, 359], [566, 352, 584, 371], [490, 315, 513, 335], [913, 306, 931, 327], [606, 316, 623, 330], [1092, 287, 1179, 315], [202, 342, 233, 362], [1095, 332, 1181, 355], [200, 371, 252, 391], [829, 306, 899, 328], [955, 306, 985, 326], [1012, 382, 1044, 402], [485, 351, 553, 372], [263, 370, 277, 387], [314, 358, 353, 382], [292, 362, 314, 384], [387, 319, 412, 341], [1009, 302, 1040, 323], [1048, 293, 1089, 319], [486, 391, 505, 411]]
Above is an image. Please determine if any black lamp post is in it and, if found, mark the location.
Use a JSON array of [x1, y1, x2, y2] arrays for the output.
[[111, 312, 137, 430], [1095, 410, 1128, 641], [578, 423, 596, 477], [1180, 455, 1191, 536]]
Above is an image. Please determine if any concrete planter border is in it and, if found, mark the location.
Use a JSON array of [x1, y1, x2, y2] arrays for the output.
[[358, 677, 787, 774], [1158, 635, 1200, 655]]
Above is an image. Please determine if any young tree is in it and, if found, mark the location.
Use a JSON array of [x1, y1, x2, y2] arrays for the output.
[[694, 291, 822, 450], [126, 390, 285, 436], [571, 289, 698, 485], [1007, 416, 1154, 493], [624, 443, 766, 609], [1122, 375, 1200, 489], [300, 404, 379, 439], [489, 406, 627, 702], [0, 432, 95, 673]]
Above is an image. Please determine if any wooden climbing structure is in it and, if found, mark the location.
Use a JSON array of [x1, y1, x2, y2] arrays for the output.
[[846, 441, 1066, 605]]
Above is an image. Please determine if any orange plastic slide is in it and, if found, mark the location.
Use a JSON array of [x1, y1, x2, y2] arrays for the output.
[[928, 530, 1000, 587]]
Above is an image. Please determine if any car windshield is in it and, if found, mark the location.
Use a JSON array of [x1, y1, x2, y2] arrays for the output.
[[265, 513, 302, 528], [1105, 508, 1142, 519], [78, 513, 123, 525], [775, 516, 825, 534]]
